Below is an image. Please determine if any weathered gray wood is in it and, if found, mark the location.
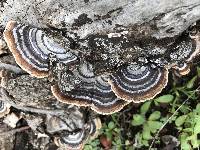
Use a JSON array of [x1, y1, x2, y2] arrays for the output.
[[0, 0, 199, 149], [1, 0, 200, 39]]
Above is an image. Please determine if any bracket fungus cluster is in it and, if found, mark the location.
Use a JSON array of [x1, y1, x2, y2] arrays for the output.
[[4, 21, 77, 78], [51, 62, 128, 114], [3, 20, 200, 114], [108, 63, 168, 102], [0, 100, 10, 118], [53, 118, 101, 150], [45, 107, 101, 150]]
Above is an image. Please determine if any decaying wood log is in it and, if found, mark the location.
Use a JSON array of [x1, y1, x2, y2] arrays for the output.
[[1, 0, 200, 39], [0, 0, 200, 149]]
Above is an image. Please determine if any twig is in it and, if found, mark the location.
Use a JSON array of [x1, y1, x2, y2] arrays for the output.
[[148, 99, 188, 150], [0, 88, 65, 116], [0, 63, 24, 74], [0, 126, 30, 137], [148, 87, 199, 150]]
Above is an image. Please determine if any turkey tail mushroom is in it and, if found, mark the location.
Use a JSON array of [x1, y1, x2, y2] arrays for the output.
[[0, 101, 10, 118], [89, 118, 102, 139], [188, 31, 200, 62], [54, 117, 101, 150], [3, 21, 77, 78], [108, 63, 168, 102], [172, 62, 191, 76], [54, 130, 89, 150], [51, 62, 128, 115], [51, 115, 101, 150], [169, 32, 200, 76]]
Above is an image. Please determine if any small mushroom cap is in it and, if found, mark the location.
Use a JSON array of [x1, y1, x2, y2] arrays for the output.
[[169, 35, 199, 64], [54, 118, 102, 150], [0, 101, 10, 118], [3, 21, 77, 78], [54, 130, 88, 150], [54, 133, 85, 150], [172, 62, 190, 76], [89, 118, 102, 140], [51, 63, 128, 115], [48, 108, 102, 150], [187, 31, 200, 62], [108, 63, 168, 102], [46, 109, 86, 150]]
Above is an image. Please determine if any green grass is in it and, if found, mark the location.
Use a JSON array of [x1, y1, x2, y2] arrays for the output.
[[84, 66, 200, 150]]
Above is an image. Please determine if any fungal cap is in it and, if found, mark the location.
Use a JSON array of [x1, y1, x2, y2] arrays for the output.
[[108, 64, 169, 102], [0, 101, 10, 118], [187, 31, 200, 62], [51, 84, 129, 115], [54, 136, 84, 150], [54, 117, 102, 150], [172, 63, 190, 76], [89, 117, 102, 140], [3, 21, 48, 78], [51, 62, 129, 115], [4, 21, 77, 78]]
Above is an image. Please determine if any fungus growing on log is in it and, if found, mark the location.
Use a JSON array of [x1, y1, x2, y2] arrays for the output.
[[51, 62, 128, 114], [108, 63, 168, 102], [172, 63, 191, 76], [3, 20, 200, 115], [3, 21, 77, 78], [187, 31, 200, 62], [0, 101, 10, 118], [54, 117, 101, 150], [170, 33, 200, 76], [46, 107, 101, 150]]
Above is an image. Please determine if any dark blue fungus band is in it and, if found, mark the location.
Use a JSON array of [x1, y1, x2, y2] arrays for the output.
[[4, 21, 77, 78], [108, 63, 169, 102], [51, 62, 128, 114]]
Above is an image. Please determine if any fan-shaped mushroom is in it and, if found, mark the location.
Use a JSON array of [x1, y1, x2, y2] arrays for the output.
[[3, 21, 77, 78], [169, 34, 200, 64], [4, 21, 200, 115], [169, 33, 200, 76], [187, 31, 200, 62], [45, 106, 101, 150], [0, 101, 10, 118], [51, 62, 128, 114], [108, 63, 168, 102], [172, 62, 191, 76], [54, 117, 101, 150]]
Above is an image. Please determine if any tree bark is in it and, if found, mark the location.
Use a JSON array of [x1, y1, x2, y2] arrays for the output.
[[0, 0, 200, 39], [0, 0, 200, 149]]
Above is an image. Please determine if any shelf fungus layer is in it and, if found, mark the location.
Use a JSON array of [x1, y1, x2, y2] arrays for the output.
[[108, 63, 169, 102], [187, 32, 200, 62], [3, 21, 77, 78], [46, 107, 101, 150], [0, 101, 10, 118], [172, 63, 191, 76], [54, 117, 101, 150], [169, 35, 200, 64], [51, 63, 128, 114]]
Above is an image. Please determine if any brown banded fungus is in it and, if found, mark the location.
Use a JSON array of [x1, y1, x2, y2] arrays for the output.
[[3, 21, 200, 114], [51, 62, 128, 114], [108, 63, 168, 102], [169, 34, 200, 75], [45, 106, 101, 150], [172, 63, 191, 76], [0, 101, 10, 118], [54, 117, 101, 150], [3, 21, 77, 78]]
